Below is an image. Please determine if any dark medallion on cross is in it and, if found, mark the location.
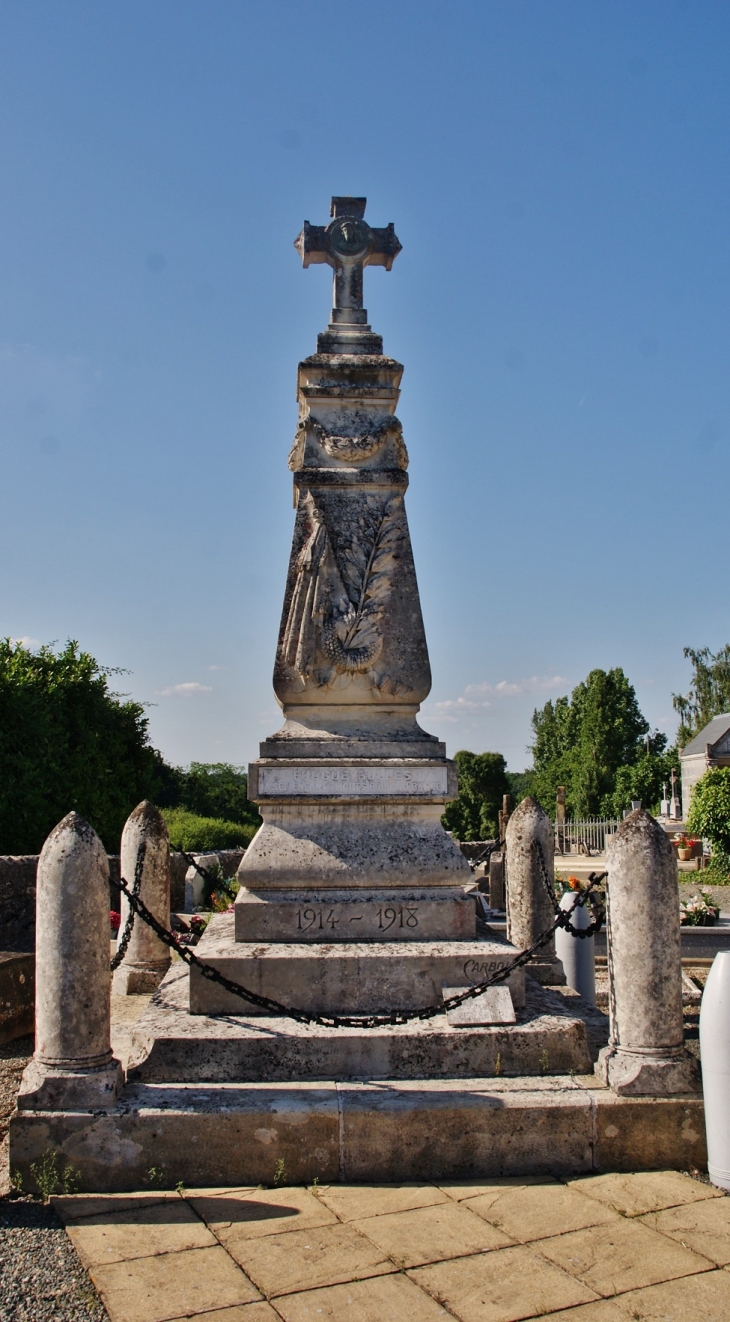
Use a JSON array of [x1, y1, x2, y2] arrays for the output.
[[294, 197, 401, 325]]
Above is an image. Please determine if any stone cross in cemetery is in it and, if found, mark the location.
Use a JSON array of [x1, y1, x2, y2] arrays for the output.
[[294, 197, 402, 353], [229, 195, 475, 959]]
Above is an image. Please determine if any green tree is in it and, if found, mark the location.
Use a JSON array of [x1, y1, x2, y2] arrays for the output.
[[0, 639, 169, 854], [673, 645, 730, 746], [530, 668, 652, 817], [603, 736, 680, 818], [173, 763, 260, 828], [505, 770, 535, 803], [442, 751, 511, 840], [686, 766, 730, 879]]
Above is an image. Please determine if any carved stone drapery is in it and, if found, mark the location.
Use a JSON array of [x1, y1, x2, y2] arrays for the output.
[[288, 416, 409, 471]]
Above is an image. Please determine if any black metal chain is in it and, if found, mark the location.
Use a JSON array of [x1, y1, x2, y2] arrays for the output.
[[110, 841, 147, 971], [109, 862, 602, 1030], [469, 839, 501, 870], [531, 838, 606, 939]]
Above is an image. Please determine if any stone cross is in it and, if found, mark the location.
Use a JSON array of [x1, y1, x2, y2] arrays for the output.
[[294, 197, 401, 327]]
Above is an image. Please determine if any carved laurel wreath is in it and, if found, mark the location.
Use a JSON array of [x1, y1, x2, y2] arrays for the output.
[[288, 416, 409, 470], [321, 493, 405, 674]]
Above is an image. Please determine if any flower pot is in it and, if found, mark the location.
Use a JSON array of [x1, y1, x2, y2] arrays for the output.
[[678, 848, 691, 861]]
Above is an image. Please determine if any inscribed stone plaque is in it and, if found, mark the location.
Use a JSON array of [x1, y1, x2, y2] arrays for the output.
[[257, 765, 449, 797]]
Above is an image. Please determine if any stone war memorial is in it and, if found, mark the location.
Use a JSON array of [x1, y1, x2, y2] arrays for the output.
[[10, 198, 705, 1190]]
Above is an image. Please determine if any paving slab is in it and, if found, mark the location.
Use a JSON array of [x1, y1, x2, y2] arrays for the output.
[[188, 1185, 338, 1243], [272, 1272, 452, 1320], [166, 1306, 282, 1322], [317, 1181, 448, 1221], [535, 1218, 714, 1296], [89, 1243, 261, 1322], [409, 1242, 598, 1321], [568, 1169, 723, 1217], [65, 1197, 218, 1267], [225, 1221, 394, 1296], [611, 1269, 730, 1320], [533, 1304, 629, 1322], [639, 1196, 730, 1266], [353, 1199, 513, 1266], [462, 1182, 620, 1241]]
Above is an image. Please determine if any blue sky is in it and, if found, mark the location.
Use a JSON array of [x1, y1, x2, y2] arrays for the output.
[[2, 1, 729, 771]]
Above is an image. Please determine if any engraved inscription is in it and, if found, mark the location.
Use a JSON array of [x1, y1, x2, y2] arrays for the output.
[[295, 903, 419, 934], [377, 905, 419, 931], [258, 766, 448, 797], [463, 959, 510, 981]]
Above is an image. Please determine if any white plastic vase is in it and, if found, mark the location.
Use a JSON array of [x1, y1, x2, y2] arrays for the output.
[[555, 890, 596, 1004], [699, 951, 730, 1189]]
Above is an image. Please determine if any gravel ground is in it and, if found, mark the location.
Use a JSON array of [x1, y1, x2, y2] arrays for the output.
[[0, 1036, 32, 1198], [0, 1198, 108, 1321], [0, 1037, 108, 1321]]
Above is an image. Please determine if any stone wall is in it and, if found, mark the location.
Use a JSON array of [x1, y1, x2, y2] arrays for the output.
[[0, 849, 244, 951], [457, 840, 497, 862]]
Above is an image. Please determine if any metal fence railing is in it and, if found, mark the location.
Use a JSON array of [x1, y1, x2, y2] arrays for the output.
[[553, 819, 621, 856]]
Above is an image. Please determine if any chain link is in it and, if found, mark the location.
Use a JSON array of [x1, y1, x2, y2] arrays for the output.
[[110, 841, 147, 971], [110, 849, 605, 1029], [531, 838, 606, 939]]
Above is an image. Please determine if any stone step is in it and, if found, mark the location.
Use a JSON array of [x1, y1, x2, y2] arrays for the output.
[[124, 964, 600, 1083], [189, 914, 526, 1016], [9, 1075, 706, 1193]]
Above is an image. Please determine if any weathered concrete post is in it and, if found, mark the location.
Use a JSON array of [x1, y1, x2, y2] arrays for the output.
[[596, 809, 699, 1095], [113, 801, 171, 995], [505, 797, 564, 985], [18, 813, 122, 1110]]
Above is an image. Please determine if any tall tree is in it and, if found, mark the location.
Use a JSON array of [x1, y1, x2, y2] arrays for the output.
[[672, 645, 730, 746], [530, 668, 653, 817], [441, 751, 511, 840], [0, 639, 169, 854]]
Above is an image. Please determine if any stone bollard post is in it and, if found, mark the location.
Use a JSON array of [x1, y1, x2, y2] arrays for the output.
[[113, 801, 172, 995], [488, 851, 505, 911], [596, 809, 699, 1096], [505, 797, 565, 985], [18, 812, 122, 1111]]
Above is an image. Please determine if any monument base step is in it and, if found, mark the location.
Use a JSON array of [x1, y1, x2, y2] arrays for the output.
[[234, 886, 476, 942], [9, 1076, 706, 1193], [124, 965, 600, 1083], [189, 915, 526, 1016]]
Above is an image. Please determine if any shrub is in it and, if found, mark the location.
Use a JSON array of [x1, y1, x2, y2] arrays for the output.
[[0, 638, 171, 854], [161, 808, 257, 852], [687, 766, 730, 882]]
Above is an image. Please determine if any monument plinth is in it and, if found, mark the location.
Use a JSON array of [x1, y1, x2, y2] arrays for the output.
[[235, 196, 472, 947]]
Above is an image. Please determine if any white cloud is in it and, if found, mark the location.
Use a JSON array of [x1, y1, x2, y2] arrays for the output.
[[156, 682, 213, 697], [10, 636, 42, 650], [431, 675, 567, 722]]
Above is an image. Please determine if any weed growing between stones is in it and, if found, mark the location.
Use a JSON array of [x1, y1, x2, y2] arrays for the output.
[[273, 1158, 287, 1186], [29, 1150, 81, 1200]]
